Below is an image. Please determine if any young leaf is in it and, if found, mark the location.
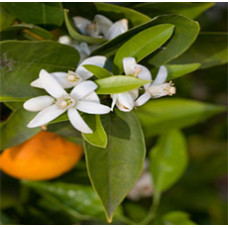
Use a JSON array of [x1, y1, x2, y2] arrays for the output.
[[0, 40, 80, 101], [162, 211, 196, 225], [83, 110, 146, 222], [146, 15, 200, 66], [171, 33, 228, 69], [135, 98, 225, 138], [95, 76, 150, 94], [150, 129, 188, 192], [64, 9, 105, 44], [83, 64, 112, 78], [113, 24, 174, 74], [82, 114, 107, 148], [2, 3, 64, 27], [134, 2, 214, 19], [166, 63, 201, 80]]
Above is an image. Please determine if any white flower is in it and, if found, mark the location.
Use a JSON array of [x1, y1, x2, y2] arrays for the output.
[[31, 56, 106, 89], [24, 70, 111, 133], [73, 14, 128, 40], [135, 66, 176, 107], [58, 35, 99, 62], [111, 57, 151, 112]]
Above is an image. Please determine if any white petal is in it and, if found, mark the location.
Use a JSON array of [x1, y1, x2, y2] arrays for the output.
[[68, 108, 92, 134], [136, 64, 152, 90], [58, 35, 72, 45], [94, 14, 113, 35], [76, 56, 107, 80], [116, 92, 134, 112], [104, 19, 128, 40], [135, 92, 151, 107], [39, 69, 67, 98], [70, 80, 97, 100], [23, 96, 54, 112], [73, 16, 92, 35], [76, 101, 110, 114], [129, 89, 139, 100], [30, 78, 43, 88], [27, 104, 66, 128], [83, 92, 100, 103], [123, 57, 137, 75], [111, 94, 117, 111], [152, 66, 168, 85]]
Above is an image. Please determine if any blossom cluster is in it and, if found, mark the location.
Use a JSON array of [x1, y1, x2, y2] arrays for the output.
[[24, 15, 176, 134]]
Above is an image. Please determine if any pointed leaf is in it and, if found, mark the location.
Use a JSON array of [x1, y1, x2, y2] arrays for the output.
[[83, 110, 146, 221], [83, 64, 112, 78]]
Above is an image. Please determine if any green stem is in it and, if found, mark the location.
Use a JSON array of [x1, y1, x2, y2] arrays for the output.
[[139, 191, 161, 225]]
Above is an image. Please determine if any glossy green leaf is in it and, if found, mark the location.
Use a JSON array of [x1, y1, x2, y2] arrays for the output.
[[0, 102, 39, 150], [83, 110, 146, 221], [162, 211, 196, 225], [171, 33, 228, 69], [0, 40, 80, 101], [150, 129, 188, 192], [23, 181, 106, 220], [82, 114, 107, 148], [166, 63, 201, 80], [2, 3, 64, 27], [0, 5, 15, 31], [134, 2, 214, 19], [64, 9, 105, 44], [146, 15, 200, 66], [135, 98, 225, 138], [0, 24, 52, 41], [114, 24, 174, 74], [95, 76, 150, 94], [83, 64, 112, 78]]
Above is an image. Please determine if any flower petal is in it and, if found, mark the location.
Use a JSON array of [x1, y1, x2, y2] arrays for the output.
[[70, 80, 97, 100], [129, 89, 139, 100], [111, 94, 117, 111], [95, 14, 113, 35], [116, 92, 134, 112], [83, 92, 100, 103], [123, 57, 137, 75], [27, 104, 66, 128], [136, 64, 152, 89], [135, 92, 151, 107], [104, 19, 128, 40], [30, 78, 43, 88], [58, 35, 72, 45], [76, 56, 107, 80], [73, 16, 92, 35], [76, 101, 110, 114], [152, 65, 168, 85], [39, 69, 67, 98], [23, 96, 54, 112], [68, 108, 92, 134]]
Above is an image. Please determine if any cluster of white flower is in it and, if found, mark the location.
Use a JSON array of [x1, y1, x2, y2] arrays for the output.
[[24, 15, 176, 134]]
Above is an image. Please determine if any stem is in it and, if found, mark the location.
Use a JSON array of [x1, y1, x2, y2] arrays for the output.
[[139, 191, 161, 225]]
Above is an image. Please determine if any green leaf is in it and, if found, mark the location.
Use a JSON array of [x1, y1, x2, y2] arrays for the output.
[[83, 64, 112, 78], [0, 24, 52, 41], [171, 33, 228, 69], [162, 211, 196, 225], [82, 114, 107, 148], [64, 9, 105, 44], [23, 181, 107, 220], [134, 98, 225, 138], [83, 110, 146, 221], [2, 3, 64, 27], [0, 5, 15, 31], [146, 15, 200, 66], [166, 63, 201, 80], [150, 129, 188, 192], [113, 24, 174, 73], [0, 40, 80, 101], [95, 76, 150, 94], [0, 102, 40, 150], [134, 2, 214, 19]]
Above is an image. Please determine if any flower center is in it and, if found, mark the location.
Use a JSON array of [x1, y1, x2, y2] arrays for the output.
[[148, 82, 176, 98], [55, 95, 76, 109], [132, 66, 142, 77], [66, 71, 81, 83]]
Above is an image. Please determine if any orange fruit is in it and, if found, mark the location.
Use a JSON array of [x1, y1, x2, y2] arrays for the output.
[[0, 131, 83, 180]]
